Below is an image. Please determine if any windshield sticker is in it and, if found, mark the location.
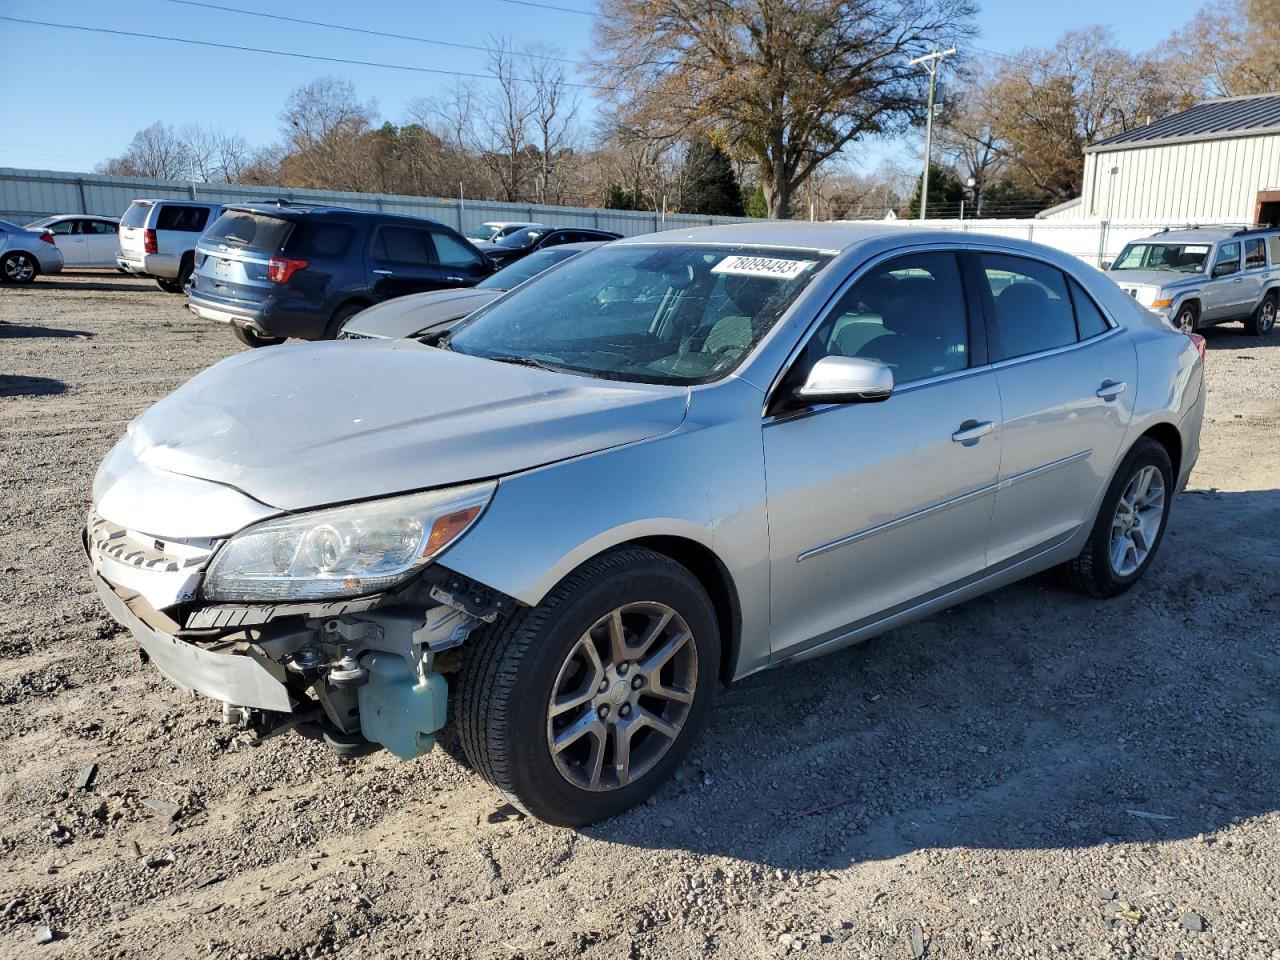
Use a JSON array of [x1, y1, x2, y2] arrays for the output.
[[1182, 245, 1209, 254], [712, 255, 816, 280]]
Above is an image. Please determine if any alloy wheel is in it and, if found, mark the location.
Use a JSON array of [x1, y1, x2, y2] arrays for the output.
[[3, 254, 34, 282], [1175, 307, 1196, 333], [1109, 465, 1166, 577], [546, 601, 697, 792], [1260, 298, 1277, 334]]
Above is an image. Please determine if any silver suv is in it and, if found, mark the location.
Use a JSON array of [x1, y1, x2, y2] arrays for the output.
[[117, 199, 222, 293], [1108, 226, 1279, 335], [87, 224, 1205, 825]]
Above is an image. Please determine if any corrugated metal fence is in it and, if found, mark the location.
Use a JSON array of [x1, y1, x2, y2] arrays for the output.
[[0, 167, 756, 237]]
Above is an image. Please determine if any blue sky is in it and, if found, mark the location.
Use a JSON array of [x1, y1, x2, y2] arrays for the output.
[[0, 0, 1205, 176]]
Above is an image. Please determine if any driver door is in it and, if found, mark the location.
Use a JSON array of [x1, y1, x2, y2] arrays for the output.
[[763, 250, 1002, 658]]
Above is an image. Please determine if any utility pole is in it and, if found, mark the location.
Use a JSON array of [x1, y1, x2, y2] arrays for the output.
[[909, 47, 956, 220]]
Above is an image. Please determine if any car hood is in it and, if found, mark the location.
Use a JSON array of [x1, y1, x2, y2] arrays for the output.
[[473, 242, 524, 257], [342, 288, 501, 339], [1108, 269, 1201, 289], [120, 341, 688, 511]]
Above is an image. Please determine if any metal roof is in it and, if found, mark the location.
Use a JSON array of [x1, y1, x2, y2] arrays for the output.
[[1089, 92, 1280, 152]]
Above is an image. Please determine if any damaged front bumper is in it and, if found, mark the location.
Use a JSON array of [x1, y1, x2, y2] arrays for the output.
[[86, 521, 509, 759]]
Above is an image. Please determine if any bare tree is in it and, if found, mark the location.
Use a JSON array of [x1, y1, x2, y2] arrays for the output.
[[277, 76, 377, 190], [590, 0, 977, 218], [98, 121, 191, 179], [1163, 0, 1280, 102], [526, 47, 580, 205], [478, 38, 537, 202]]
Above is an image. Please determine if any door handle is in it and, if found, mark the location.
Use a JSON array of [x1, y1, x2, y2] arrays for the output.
[[445, 275, 465, 283], [372, 269, 393, 276], [951, 419, 994, 443], [1232, 278, 1243, 284], [1096, 380, 1127, 400]]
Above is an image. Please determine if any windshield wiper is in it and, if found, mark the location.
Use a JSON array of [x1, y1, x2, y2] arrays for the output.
[[484, 354, 567, 373]]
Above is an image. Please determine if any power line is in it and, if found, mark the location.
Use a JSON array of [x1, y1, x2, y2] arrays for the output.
[[491, 0, 601, 16], [0, 15, 606, 90], [153, 0, 583, 66]]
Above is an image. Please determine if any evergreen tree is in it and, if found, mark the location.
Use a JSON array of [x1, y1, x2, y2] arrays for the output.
[[680, 136, 745, 216], [906, 163, 966, 219]]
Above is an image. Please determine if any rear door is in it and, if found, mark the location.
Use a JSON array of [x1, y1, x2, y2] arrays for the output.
[[84, 219, 120, 266], [1240, 237, 1268, 315], [368, 224, 447, 299], [974, 252, 1136, 566]]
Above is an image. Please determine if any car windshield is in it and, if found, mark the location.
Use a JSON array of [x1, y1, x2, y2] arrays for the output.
[[120, 202, 151, 228], [446, 244, 833, 385], [496, 226, 547, 249], [205, 211, 294, 251], [1112, 242, 1210, 273], [466, 224, 500, 241], [475, 247, 580, 290]]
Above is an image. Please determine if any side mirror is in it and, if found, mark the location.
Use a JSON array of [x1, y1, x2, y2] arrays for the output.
[[795, 355, 894, 405], [1212, 262, 1236, 279], [1100, 261, 1112, 271]]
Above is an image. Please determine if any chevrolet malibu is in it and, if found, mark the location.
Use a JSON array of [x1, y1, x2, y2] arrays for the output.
[[87, 224, 1205, 826]]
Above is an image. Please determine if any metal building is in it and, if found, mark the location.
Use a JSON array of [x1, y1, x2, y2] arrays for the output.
[[1081, 92, 1280, 225]]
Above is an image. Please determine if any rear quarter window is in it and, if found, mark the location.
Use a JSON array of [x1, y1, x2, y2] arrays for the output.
[[156, 205, 212, 232], [286, 222, 355, 258], [120, 202, 151, 228]]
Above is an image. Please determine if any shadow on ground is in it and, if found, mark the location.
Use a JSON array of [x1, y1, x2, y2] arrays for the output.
[[581, 488, 1280, 870], [1201, 323, 1280, 350], [0, 374, 67, 397], [0, 322, 93, 339]]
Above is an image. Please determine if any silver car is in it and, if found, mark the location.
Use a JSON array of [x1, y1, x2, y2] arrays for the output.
[[1108, 226, 1279, 335], [87, 224, 1205, 825], [0, 218, 64, 283]]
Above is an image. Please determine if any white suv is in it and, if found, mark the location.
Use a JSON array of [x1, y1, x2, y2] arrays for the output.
[[117, 199, 222, 293]]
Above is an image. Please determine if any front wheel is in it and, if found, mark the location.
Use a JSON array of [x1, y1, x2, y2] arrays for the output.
[[454, 548, 720, 826], [1060, 438, 1174, 598], [233, 325, 285, 348], [1173, 302, 1198, 333], [1, 252, 38, 284], [1244, 293, 1276, 336]]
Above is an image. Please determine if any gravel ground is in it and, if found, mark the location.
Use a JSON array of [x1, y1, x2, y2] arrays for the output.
[[1, 272, 1278, 960]]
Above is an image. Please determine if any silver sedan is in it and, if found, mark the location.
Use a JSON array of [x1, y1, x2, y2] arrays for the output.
[[87, 223, 1204, 825], [0, 218, 64, 283]]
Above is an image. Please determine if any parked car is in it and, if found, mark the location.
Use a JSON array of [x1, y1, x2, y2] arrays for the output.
[[187, 203, 495, 347], [0, 218, 63, 283], [25, 215, 120, 268], [1107, 226, 1279, 335], [339, 241, 605, 340], [87, 224, 1204, 826], [117, 199, 223, 292], [473, 225, 623, 269], [464, 220, 543, 243]]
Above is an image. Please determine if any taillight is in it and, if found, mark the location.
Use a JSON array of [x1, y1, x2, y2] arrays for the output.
[[1187, 332, 1206, 360], [267, 257, 308, 284], [38, 231, 55, 246], [143, 229, 157, 254]]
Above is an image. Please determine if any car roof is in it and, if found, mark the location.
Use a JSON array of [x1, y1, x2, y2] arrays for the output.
[[223, 202, 445, 228], [481, 220, 542, 227], [612, 220, 938, 253], [39, 214, 119, 221], [128, 198, 219, 207], [1135, 227, 1279, 244]]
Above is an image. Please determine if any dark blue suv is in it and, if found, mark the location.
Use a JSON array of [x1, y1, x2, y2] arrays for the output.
[[187, 203, 494, 347]]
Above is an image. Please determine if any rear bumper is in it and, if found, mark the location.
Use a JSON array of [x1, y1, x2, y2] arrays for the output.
[[91, 571, 294, 712], [188, 289, 332, 339], [117, 253, 180, 278]]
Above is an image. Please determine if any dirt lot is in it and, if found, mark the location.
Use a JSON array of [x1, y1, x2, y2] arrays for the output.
[[0, 272, 1277, 960]]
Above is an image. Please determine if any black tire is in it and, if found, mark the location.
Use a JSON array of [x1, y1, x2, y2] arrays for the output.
[[1173, 301, 1199, 333], [233, 325, 285, 348], [155, 277, 182, 293], [1060, 438, 1174, 598], [0, 251, 39, 284], [1244, 292, 1277, 337], [454, 547, 720, 826], [175, 255, 195, 292], [324, 301, 368, 340]]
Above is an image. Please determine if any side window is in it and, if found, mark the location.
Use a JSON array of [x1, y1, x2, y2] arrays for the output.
[[86, 220, 116, 235], [812, 251, 969, 385], [1068, 278, 1111, 339], [1213, 242, 1240, 277], [978, 254, 1077, 360], [429, 230, 484, 268], [156, 205, 211, 232], [1245, 238, 1266, 269], [540, 232, 569, 247], [286, 222, 354, 258], [1270, 236, 1280, 267], [47, 220, 76, 235], [372, 226, 432, 266]]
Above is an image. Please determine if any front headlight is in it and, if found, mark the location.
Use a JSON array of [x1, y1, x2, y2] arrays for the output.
[[202, 482, 495, 602]]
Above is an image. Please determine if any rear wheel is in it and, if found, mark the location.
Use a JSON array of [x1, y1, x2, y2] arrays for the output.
[[233, 325, 285, 348], [155, 277, 182, 293], [1244, 292, 1277, 336], [1, 252, 38, 284], [1173, 302, 1198, 333], [1061, 438, 1173, 598], [454, 548, 719, 826]]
